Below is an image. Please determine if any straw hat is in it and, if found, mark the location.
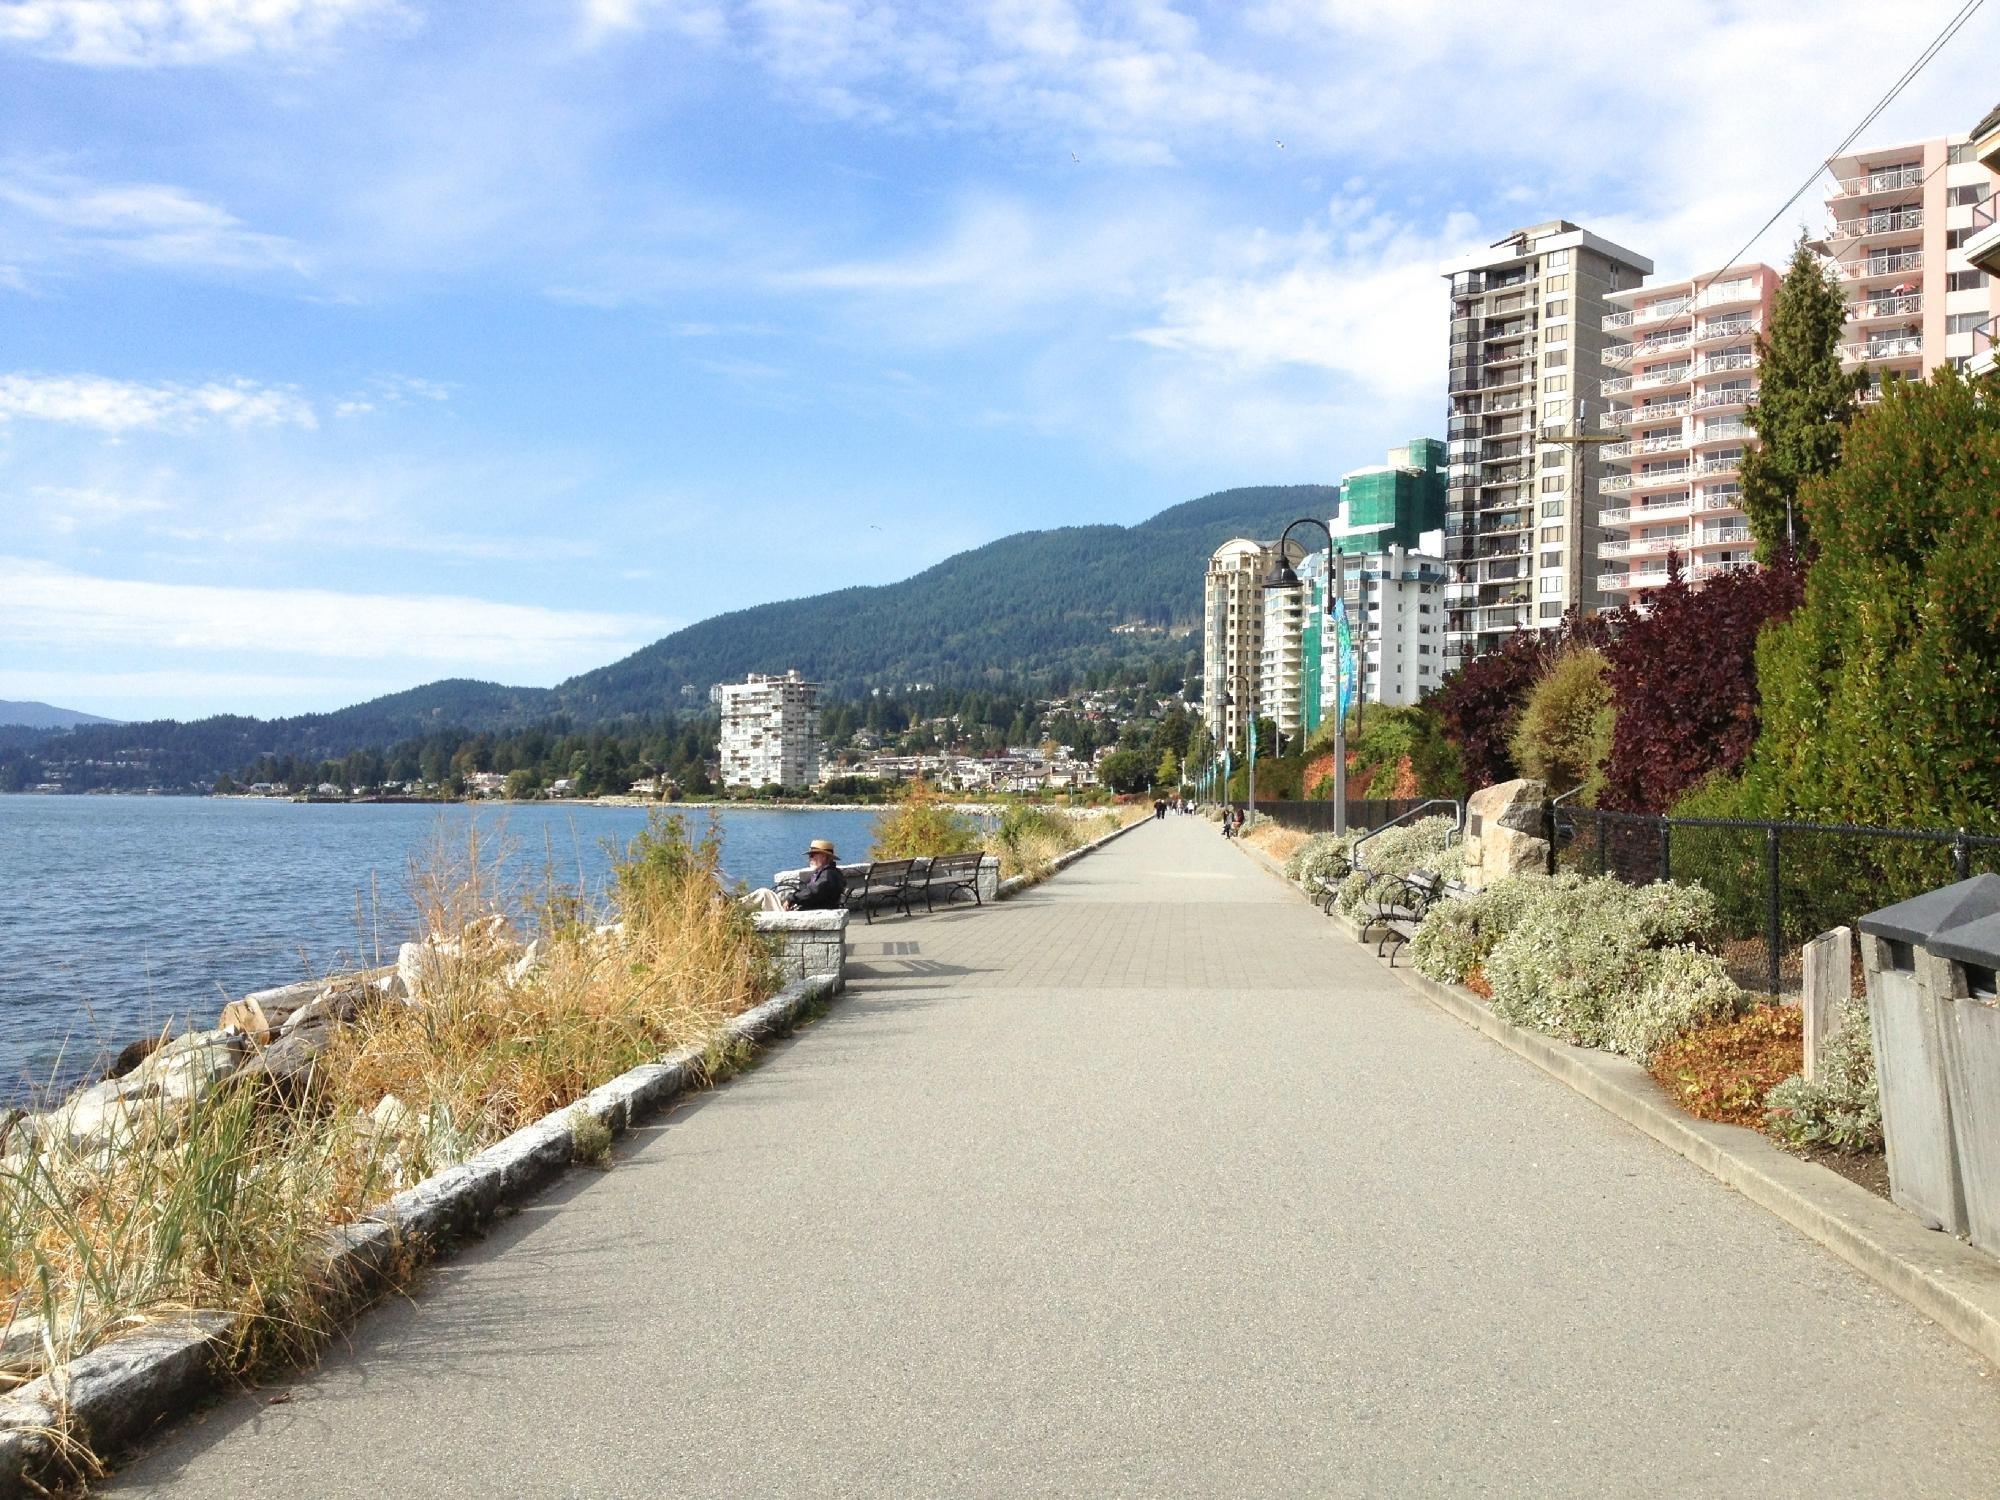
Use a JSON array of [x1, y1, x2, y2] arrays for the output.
[[806, 839, 839, 859]]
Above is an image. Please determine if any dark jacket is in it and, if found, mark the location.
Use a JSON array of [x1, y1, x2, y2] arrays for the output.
[[790, 862, 847, 911]]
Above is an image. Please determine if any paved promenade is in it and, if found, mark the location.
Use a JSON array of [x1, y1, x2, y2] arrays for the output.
[[113, 818, 2000, 1497]]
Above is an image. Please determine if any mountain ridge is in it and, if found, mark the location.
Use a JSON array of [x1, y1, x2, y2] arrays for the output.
[[0, 700, 122, 730]]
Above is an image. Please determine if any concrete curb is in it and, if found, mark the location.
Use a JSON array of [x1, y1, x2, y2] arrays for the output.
[[1227, 837, 2000, 1373], [995, 814, 1149, 900], [0, 973, 841, 1496]]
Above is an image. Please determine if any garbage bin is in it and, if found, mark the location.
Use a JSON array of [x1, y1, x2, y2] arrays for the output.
[[1856, 874, 2000, 1237], [1927, 899, 2000, 1256]]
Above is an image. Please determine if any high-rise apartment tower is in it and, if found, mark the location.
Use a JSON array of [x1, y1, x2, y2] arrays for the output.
[[717, 670, 821, 790], [1440, 222, 1651, 668], [1203, 536, 1299, 754]]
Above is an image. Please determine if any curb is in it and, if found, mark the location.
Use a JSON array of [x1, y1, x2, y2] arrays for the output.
[[0, 973, 841, 1495], [1226, 838, 2000, 1373], [995, 814, 1149, 900]]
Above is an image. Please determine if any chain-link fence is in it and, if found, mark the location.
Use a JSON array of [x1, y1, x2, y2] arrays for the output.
[[1555, 807, 2000, 995]]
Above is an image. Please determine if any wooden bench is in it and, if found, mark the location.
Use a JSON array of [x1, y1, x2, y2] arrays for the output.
[[842, 859, 917, 923], [1365, 868, 1448, 965], [916, 852, 986, 911]]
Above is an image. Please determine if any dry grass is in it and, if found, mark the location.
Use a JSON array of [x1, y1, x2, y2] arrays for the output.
[[1243, 823, 1309, 862], [984, 805, 1142, 883], [0, 810, 773, 1427]]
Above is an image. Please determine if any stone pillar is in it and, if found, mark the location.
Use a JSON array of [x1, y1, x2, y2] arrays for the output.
[[752, 909, 850, 990], [978, 855, 1001, 903]]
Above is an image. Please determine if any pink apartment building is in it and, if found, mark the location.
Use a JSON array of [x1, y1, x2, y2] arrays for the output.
[[1595, 264, 1779, 600], [1823, 134, 2000, 390]]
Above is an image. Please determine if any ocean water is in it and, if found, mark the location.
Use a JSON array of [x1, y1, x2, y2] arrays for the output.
[[0, 798, 889, 1102]]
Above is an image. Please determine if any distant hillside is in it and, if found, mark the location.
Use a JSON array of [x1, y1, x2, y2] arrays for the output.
[[0, 700, 120, 729], [4, 483, 1333, 789], [557, 484, 1336, 714]]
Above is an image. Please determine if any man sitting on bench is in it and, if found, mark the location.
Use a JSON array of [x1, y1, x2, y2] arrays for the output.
[[745, 838, 847, 912]]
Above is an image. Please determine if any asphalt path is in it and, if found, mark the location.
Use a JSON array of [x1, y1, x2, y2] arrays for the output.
[[109, 816, 2000, 1497]]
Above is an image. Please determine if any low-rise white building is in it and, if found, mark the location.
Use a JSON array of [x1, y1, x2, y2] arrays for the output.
[[718, 670, 822, 790]]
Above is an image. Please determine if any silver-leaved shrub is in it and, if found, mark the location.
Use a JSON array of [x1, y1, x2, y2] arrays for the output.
[[1433, 873, 1740, 1063], [1285, 832, 1357, 887], [1764, 996, 1882, 1151], [1334, 816, 1465, 917]]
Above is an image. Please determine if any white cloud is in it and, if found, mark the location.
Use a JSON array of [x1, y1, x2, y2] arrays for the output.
[[0, 0, 402, 66], [0, 558, 669, 673], [23, 485, 172, 535], [0, 171, 307, 274], [0, 373, 317, 432]]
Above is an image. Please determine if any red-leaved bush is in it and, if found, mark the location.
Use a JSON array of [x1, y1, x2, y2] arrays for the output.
[[1599, 554, 1805, 813], [1432, 610, 1611, 789]]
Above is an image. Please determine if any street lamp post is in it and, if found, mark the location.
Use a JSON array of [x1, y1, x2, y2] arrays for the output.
[[1261, 518, 1346, 838]]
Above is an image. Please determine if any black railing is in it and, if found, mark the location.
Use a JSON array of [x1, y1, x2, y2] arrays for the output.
[[1554, 806, 2000, 997], [1235, 798, 1427, 834]]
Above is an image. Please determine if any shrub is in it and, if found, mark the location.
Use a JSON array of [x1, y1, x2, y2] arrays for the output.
[[1764, 996, 1882, 1152], [1285, 831, 1357, 887], [1432, 610, 1611, 789], [1477, 875, 1740, 1062], [1336, 816, 1463, 916], [1648, 1004, 1803, 1127], [870, 779, 980, 859], [1737, 363, 2000, 831], [1409, 873, 1583, 984], [1600, 557, 1805, 814], [1508, 647, 1613, 799]]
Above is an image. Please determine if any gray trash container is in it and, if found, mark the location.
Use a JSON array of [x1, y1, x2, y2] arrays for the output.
[[1927, 901, 2000, 1256], [1856, 874, 2000, 1236]]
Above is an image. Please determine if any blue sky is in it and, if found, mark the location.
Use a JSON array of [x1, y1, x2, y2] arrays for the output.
[[2, 0, 1994, 722]]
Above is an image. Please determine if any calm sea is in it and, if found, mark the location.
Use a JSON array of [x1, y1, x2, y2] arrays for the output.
[[0, 798, 890, 1103]]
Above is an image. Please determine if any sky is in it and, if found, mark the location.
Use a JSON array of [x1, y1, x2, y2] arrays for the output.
[[1, 0, 1995, 723]]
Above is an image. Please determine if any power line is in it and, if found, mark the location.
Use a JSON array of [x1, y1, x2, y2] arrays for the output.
[[1694, 0, 1989, 294]]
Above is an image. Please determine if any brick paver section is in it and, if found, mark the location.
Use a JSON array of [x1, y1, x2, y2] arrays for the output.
[[111, 817, 2000, 1498]]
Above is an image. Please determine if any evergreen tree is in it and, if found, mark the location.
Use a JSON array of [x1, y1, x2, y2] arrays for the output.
[[1739, 237, 1862, 560], [1730, 365, 2000, 829]]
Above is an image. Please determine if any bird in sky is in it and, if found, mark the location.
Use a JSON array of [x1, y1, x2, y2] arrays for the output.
[[1070, 151, 1079, 163], [1275, 139, 1285, 149]]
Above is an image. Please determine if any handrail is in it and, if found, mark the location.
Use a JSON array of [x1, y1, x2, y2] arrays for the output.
[[1352, 798, 1465, 868]]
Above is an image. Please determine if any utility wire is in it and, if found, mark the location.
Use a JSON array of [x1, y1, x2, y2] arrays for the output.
[[1693, 0, 1988, 294]]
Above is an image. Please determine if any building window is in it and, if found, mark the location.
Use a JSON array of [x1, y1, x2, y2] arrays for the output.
[[1539, 474, 1565, 493], [1540, 499, 1565, 518], [1542, 398, 1568, 421], [1544, 273, 1570, 292], [1541, 449, 1563, 469], [1541, 550, 1562, 569], [1544, 298, 1569, 320], [1948, 271, 1990, 292], [1539, 601, 1563, 619], [1540, 525, 1564, 542], [1947, 228, 1974, 250], [1948, 311, 1989, 335], [1546, 248, 1571, 267], [1950, 142, 1976, 164], [1543, 374, 1569, 394], [1544, 348, 1568, 367], [1948, 184, 1988, 206], [1540, 575, 1563, 595]]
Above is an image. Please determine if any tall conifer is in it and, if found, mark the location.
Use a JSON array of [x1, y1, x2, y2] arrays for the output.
[[1739, 237, 1861, 559]]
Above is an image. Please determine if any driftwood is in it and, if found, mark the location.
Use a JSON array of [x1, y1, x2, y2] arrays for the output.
[[231, 1023, 338, 1106]]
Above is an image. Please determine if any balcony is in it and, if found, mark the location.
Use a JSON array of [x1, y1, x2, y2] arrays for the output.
[[1603, 342, 1636, 367], [1633, 363, 1693, 391], [1851, 292, 1921, 322], [1598, 572, 1635, 592], [1699, 493, 1744, 512], [1830, 206, 1924, 240], [1698, 279, 1760, 310], [1632, 295, 1694, 326], [1602, 309, 1634, 331], [1631, 465, 1692, 492], [1695, 526, 1755, 547], [1965, 197, 2000, 275], [1698, 350, 1756, 376], [1483, 464, 1527, 484], [1602, 397, 1690, 428], [1487, 392, 1527, 412], [1601, 374, 1634, 394], [1695, 316, 1758, 345], [1841, 250, 1923, 282], [1601, 535, 1688, 560], [1634, 328, 1693, 358], [1694, 452, 1742, 477], [1972, 317, 1997, 377], [1600, 505, 1633, 525], [1695, 421, 1753, 444], [1692, 387, 1755, 412], [1842, 333, 1923, 363], [1831, 163, 1924, 197]]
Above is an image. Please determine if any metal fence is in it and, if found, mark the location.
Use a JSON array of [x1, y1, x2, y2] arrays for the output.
[[1234, 797, 1426, 834], [1555, 806, 2000, 996]]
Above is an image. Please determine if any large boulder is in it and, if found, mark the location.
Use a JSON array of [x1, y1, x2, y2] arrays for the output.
[[1460, 778, 1551, 892]]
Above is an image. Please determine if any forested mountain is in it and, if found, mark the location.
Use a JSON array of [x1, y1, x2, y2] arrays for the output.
[[0, 700, 120, 729], [6, 483, 1331, 790], [558, 483, 1333, 712]]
